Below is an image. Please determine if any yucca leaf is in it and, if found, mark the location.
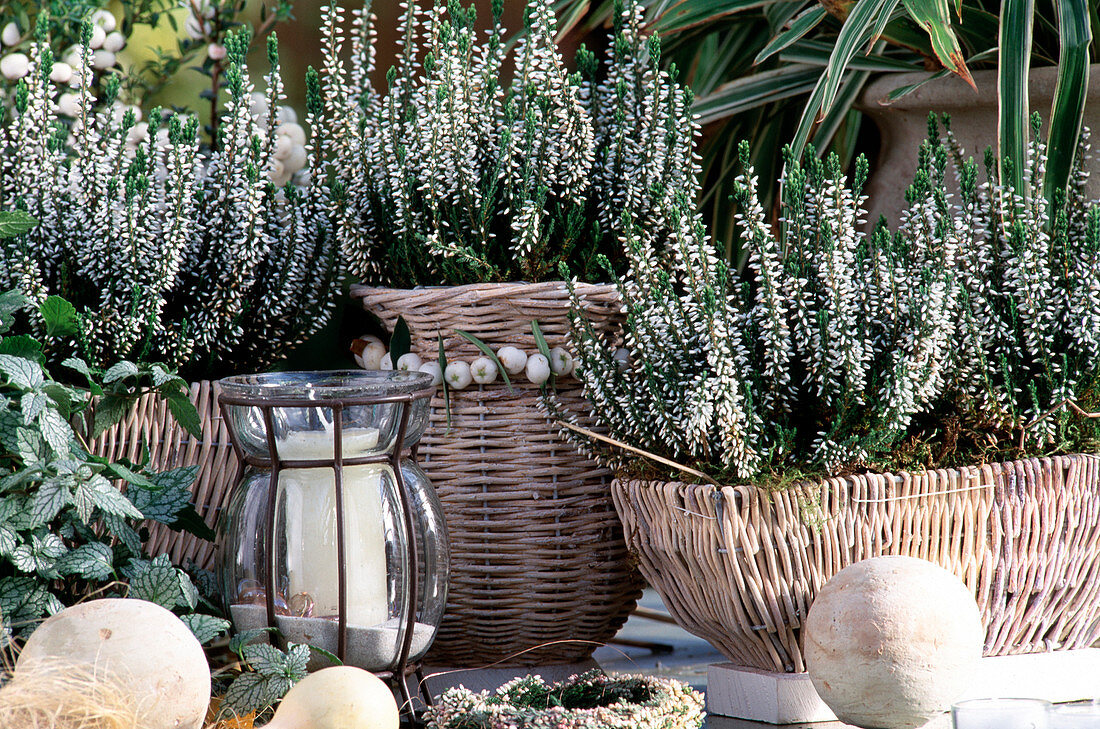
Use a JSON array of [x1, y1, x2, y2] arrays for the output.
[[756, 6, 828, 64], [1044, 0, 1091, 205], [901, 0, 973, 85], [654, 0, 782, 34], [998, 0, 1035, 193], [819, 0, 900, 118], [812, 44, 881, 151], [694, 65, 821, 125], [780, 39, 921, 71], [881, 48, 996, 102]]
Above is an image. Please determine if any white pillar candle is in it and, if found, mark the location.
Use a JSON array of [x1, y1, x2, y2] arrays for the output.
[[278, 428, 389, 627]]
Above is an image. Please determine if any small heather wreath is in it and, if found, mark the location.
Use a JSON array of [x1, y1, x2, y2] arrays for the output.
[[425, 670, 705, 729]]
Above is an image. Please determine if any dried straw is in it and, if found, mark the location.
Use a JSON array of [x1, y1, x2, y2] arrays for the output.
[[0, 661, 144, 729]]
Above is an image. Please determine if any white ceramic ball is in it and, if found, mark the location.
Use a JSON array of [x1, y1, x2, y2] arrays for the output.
[[496, 346, 527, 375], [470, 356, 498, 385], [265, 666, 398, 729], [16, 598, 210, 729], [445, 361, 472, 390], [418, 361, 443, 386], [805, 556, 983, 729], [525, 353, 551, 385]]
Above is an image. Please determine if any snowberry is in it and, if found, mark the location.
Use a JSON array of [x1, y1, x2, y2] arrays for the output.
[[91, 50, 116, 70], [525, 354, 551, 385], [360, 341, 385, 370], [88, 25, 107, 50], [126, 122, 150, 147], [284, 145, 308, 175], [280, 121, 306, 146], [445, 361, 472, 390], [0, 53, 29, 80], [496, 346, 527, 375], [1, 23, 20, 48], [57, 92, 81, 117], [613, 347, 630, 371], [274, 134, 295, 160], [102, 31, 125, 53], [379, 352, 394, 371], [549, 347, 574, 377], [91, 9, 118, 32], [49, 62, 73, 85], [418, 362, 443, 386], [184, 15, 211, 40], [207, 43, 226, 61], [396, 353, 423, 372], [470, 357, 498, 385], [277, 105, 298, 124]]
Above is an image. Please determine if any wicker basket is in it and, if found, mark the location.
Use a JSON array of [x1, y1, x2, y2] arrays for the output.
[[351, 282, 644, 667], [613, 453, 1100, 673], [91, 380, 237, 571]]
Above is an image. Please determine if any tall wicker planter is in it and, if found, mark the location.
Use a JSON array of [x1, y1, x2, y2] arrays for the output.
[[351, 282, 644, 667], [613, 453, 1100, 673], [91, 380, 237, 570]]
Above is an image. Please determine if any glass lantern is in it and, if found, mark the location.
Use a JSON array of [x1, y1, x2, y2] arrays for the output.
[[215, 370, 448, 708]]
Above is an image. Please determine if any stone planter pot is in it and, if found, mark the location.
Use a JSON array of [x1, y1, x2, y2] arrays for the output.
[[859, 64, 1100, 227], [351, 281, 644, 668], [613, 453, 1100, 673]]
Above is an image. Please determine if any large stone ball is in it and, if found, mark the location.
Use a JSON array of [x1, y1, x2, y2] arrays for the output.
[[16, 598, 210, 729], [805, 556, 983, 729]]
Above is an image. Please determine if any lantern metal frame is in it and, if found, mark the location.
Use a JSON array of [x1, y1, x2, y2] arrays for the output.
[[218, 379, 439, 716]]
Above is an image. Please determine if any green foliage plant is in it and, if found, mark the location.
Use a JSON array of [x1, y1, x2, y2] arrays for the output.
[[315, 0, 699, 286], [0, 19, 339, 380], [0, 285, 229, 647], [562, 118, 1100, 484]]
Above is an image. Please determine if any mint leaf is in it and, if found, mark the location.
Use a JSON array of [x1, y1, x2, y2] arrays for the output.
[[39, 296, 79, 338], [127, 554, 181, 608], [0, 210, 37, 239], [165, 391, 202, 438], [0, 354, 44, 390], [56, 542, 114, 580], [181, 613, 230, 645]]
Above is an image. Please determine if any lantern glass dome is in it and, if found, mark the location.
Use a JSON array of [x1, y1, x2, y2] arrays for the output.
[[215, 370, 447, 678]]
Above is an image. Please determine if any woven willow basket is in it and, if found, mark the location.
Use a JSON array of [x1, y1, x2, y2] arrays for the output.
[[91, 380, 236, 571], [351, 282, 644, 667], [613, 453, 1100, 673]]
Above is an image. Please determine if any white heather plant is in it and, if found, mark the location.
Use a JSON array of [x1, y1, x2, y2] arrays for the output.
[[314, 0, 698, 286], [564, 120, 1100, 482], [0, 22, 338, 380]]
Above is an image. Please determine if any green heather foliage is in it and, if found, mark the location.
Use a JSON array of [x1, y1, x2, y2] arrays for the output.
[[0, 20, 338, 380], [315, 0, 698, 286], [563, 119, 1100, 482], [0, 286, 228, 647]]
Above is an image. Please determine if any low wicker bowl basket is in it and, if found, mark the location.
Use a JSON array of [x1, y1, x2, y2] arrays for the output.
[[91, 380, 236, 571], [352, 281, 644, 667], [613, 453, 1100, 673]]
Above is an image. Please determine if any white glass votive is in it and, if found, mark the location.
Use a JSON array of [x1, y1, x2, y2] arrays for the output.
[[1049, 702, 1100, 729], [952, 699, 1052, 729]]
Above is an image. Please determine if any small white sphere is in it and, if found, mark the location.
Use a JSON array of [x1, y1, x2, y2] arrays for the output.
[[91, 50, 116, 70], [249, 91, 268, 118], [358, 334, 383, 348], [192, 0, 218, 18], [379, 353, 394, 371], [280, 121, 306, 146], [0, 53, 29, 80], [88, 24, 107, 50], [126, 122, 150, 147], [445, 361, 472, 390], [91, 9, 118, 32], [57, 92, 81, 117], [613, 347, 630, 371], [207, 42, 226, 61], [103, 31, 126, 53], [17, 599, 210, 729], [277, 105, 298, 124], [284, 144, 308, 174], [525, 353, 551, 385], [418, 361, 443, 386], [805, 556, 983, 729], [496, 346, 527, 375], [184, 15, 210, 40], [62, 46, 82, 69], [548, 347, 574, 377], [361, 341, 386, 370], [274, 133, 295, 160], [1, 23, 20, 48], [396, 353, 423, 372], [470, 357, 498, 385], [49, 61, 73, 84], [155, 127, 171, 149], [270, 158, 287, 182]]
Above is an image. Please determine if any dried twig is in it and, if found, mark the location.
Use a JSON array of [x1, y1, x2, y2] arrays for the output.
[[1019, 398, 1100, 449], [556, 420, 720, 486]]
